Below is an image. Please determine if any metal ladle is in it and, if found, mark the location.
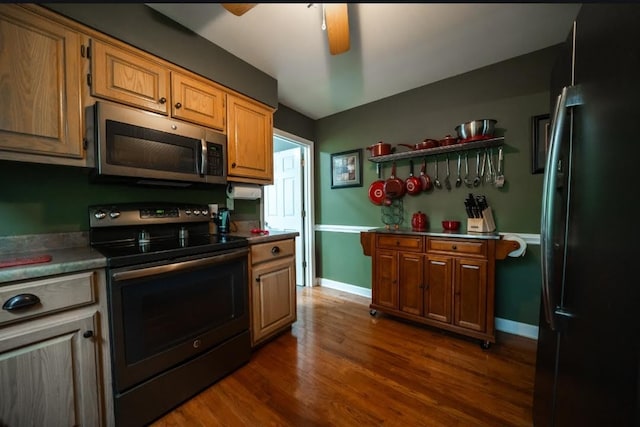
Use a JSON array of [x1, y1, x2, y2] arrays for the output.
[[494, 146, 505, 188], [455, 153, 462, 187], [444, 154, 452, 190], [434, 157, 442, 189], [464, 152, 473, 187], [473, 150, 481, 187]]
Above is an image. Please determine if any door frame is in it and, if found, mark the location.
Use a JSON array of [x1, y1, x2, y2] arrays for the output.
[[261, 128, 316, 287]]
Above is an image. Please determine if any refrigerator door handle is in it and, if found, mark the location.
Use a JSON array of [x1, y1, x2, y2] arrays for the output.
[[540, 86, 569, 331]]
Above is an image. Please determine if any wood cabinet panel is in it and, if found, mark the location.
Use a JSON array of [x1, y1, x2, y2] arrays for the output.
[[227, 94, 273, 183], [171, 72, 225, 131], [424, 255, 452, 323], [454, 258, 487, 332], [250, 239, 295, 265], [377, 235, 423, 252], [373, 249, 398, 310], [428, 238, 487, 256], [398, 252, 423, 316], [91, 39, 170, 114], [0, 5, 83, 161]]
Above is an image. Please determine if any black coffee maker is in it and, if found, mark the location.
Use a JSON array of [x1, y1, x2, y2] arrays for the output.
[[214, 208, 231, 234]]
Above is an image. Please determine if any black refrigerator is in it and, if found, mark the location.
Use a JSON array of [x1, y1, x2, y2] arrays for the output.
[[533, 4, 640, 426]]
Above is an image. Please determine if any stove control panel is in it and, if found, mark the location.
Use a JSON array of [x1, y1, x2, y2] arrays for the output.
[[89, 204, 211, 228]]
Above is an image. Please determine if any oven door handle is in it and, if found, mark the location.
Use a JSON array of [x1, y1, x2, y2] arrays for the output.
[[111, 248, 248, 282]]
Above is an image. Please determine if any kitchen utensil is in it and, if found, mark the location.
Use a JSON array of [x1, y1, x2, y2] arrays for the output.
[[464, 152, 473, 187], [434, 157, 442, 189], [419, 157, 432, 191], [473, 151, 481, 187], [368, 163, 386, 205], [411, 211, 428, 231], [398, 139, 439, 151], [442, 220, 461, 231], [444, 154, 452, 190], [495, 146, 505, 188], [405, 160, 422, 195], [383, 162, 405, 199], [439, 135, 458, 146], [455, 119, 497, 142], [455, 153, 462, 188], [480, 149, 487, 183], [485, 148, 495, 184], [366, 141, 393, 157]]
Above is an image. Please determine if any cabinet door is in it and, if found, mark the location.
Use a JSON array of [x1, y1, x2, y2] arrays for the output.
[[252, 256, 296, 344], [171, 72, 226, 131], [0, 5, 83, 159], [398, 252, 423, 316], [424, 255, 452, 323], [453, 258, 488, 332], [227, 94, 273, 183], [0, 312, 100, 427], [373, 249, 398, 310], [91, 38, 170, 114]]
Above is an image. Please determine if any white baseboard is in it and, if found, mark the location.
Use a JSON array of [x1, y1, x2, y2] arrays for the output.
[[317, 278, 538, 340]]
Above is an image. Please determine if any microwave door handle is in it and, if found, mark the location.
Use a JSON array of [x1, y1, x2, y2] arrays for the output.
[[540, 86, 568, 331], [199, 139, 207, 177]]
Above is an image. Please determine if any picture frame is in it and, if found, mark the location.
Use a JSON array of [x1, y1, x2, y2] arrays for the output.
[[532, 113, 551, 174], [330, 149, 363, 189]]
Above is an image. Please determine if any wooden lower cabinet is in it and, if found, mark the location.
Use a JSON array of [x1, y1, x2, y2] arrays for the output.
[[0, 270, 109, 426], [250, 238, 297, 346], [369, 233, 497, 347]]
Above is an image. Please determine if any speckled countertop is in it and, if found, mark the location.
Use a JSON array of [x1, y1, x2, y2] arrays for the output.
[[368, 227, 501, 240], [0, 232, 106, 284]]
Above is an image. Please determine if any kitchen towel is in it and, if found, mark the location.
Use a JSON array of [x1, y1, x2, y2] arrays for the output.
[[502, 234, 527, 257]]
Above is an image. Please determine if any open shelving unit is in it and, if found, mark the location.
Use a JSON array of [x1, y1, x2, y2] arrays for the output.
[[366, 137, 504, 163]]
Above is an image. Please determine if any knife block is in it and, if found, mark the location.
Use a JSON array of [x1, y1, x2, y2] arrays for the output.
[[467, 207, 496, 232]]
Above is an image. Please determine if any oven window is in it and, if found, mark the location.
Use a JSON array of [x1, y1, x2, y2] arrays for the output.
[[117, 257, 246, 365], [106, 120, 199, 174]]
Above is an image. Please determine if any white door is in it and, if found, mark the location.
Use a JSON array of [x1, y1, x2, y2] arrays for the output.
[[264, 147, 304, 286]]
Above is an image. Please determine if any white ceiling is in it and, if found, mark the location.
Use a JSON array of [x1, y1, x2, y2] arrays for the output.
[[147, 3, 581, 120]]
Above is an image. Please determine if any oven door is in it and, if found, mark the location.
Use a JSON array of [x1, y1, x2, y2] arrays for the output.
[[107, 248, 249, 392]]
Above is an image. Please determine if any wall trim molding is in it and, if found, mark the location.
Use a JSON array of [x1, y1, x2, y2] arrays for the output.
[[314, 224, 541, 245], [317, 278, 538, 340]]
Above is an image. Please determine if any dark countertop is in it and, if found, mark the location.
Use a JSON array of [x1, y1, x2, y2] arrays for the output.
[[231, 230, 299, 245], [368, 227, 501, 240]]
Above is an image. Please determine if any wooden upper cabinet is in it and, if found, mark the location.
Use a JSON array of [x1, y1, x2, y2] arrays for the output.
[[227, 94, 274, 183], [91, 39, 170, 115], [171, 72, 225, 131], [0, 5, 83, 160]]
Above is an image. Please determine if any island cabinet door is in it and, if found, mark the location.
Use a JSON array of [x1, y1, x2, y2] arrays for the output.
[[453, 258, 488, 332], [424, 255, 452, 324], [398, 252, 424, 316], [373, 249, 398, 310]]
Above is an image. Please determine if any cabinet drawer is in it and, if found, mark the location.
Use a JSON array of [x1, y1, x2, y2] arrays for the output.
[[428, 238, 487, 256], [0, 272, 96, 326], [251, 239, 295, 265], [377, 235, 424, 252]]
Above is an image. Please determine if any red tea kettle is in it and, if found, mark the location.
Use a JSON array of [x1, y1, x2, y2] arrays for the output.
[[411, 211, 428, 231]]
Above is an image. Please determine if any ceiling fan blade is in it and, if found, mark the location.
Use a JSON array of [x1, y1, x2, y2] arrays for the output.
[[325, 3, 350, 55], [222, 3, 257, 16]]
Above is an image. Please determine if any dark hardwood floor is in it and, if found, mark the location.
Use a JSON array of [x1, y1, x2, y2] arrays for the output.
[[152, 286, 537, 426]]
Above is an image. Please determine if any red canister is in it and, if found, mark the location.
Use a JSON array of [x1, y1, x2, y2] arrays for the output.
[[411, 211, 428, 231]]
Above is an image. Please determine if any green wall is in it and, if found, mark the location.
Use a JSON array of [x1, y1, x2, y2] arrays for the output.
[[314, 46, 562, 326]]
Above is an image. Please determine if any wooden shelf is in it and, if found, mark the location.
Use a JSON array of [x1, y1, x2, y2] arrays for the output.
[[367, 137, 504, 163]]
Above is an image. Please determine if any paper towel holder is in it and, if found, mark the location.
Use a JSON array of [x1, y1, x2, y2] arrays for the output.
[[226, 183, 262, 200]]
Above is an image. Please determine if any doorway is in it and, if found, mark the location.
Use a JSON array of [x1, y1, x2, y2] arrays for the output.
[[262, 129, 315, 287]]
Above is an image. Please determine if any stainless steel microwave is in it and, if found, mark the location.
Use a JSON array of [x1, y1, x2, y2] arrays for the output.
[[87, 101, 227, 187]]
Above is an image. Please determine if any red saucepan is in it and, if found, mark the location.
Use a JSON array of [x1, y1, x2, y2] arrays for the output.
[[366, 141, 393, 157], [368, 163, 386, 205], [398, 139, 439, 151], [439, 134, 459, 146], [384, 162, 405, 199], [419, 157, 432, 191], [405, 160, 422, 196]]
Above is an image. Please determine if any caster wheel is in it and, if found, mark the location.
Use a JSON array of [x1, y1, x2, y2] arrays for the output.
[[369, 309, 377, 316], [481, 341, 491, 350]]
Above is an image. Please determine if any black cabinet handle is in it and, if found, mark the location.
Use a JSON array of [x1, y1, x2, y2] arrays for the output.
[[452, 245, 457, 250], [159, 97, 167, 104], [83, 330, 94, 339], [2, 293, 41, 311], [271, 246, 280, 255], [231, 162, 237, 168], [175, 102, 182, 109]]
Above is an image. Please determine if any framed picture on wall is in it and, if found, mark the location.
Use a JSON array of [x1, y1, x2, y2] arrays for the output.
[[532, 113, 551, 174], [330, 149, 363, 189]]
